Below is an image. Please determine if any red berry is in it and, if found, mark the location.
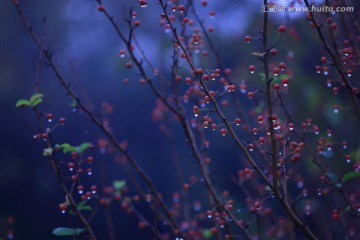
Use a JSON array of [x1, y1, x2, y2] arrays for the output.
[[270, 48, 277, 55], [203, 74, 209, 81], [244, 35, 252, 43], [278, 25, 286, 33], [139, 0, 147, 7], [249, 65, 255, 73], [98, 5, 105, 12], [59, 117, 66, 125], [220, 128, 227, 136], [87, 156, 94, 164], [133, 20, 140, 27], [59, 203, 68, 211], [254, 201, 261, 208], [125, 62, 132, 69], [67, 162, 75, 171], [247, 143, 255, 151], [46, 113, 54, 122], [272, 67, 280, 76], [282, 78, 289, 86], [278, 62, 286, 70], [178, 5, 185, 12], [71, 152, 78, 159]]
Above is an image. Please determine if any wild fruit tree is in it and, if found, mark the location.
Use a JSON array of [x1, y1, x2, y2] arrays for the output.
[[11, 0, 360, 239]]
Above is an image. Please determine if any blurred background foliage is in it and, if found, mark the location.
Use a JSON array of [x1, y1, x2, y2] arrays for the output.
[[1, 0, 360, 239]]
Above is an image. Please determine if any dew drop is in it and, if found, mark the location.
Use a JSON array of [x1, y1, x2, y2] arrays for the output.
[[250, 70, 255, 74], [78, 190, 83, 194], [323, 71, 329, 75], [61, 210, 66, 214], [347, 73, 352, 77]]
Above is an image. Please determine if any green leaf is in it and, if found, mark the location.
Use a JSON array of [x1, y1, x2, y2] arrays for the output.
[[325, 172, 338, 182], [29, 93, 44, 107], [30, 98, 43, 107], [113, 180, 126, 191], [77, 201, 92, 211], [345, 205, 351, 213], [255, 102, 264, 114], [202, 229, 213, 239], [258, 73, 266, 82], [29, 93, 44, 103], [15, 99, 30, 107], [52, 227, 84, 236], [342, 171, 360, 183], [70, 99, 78, 108], [59, 143, 78, 154], [78, 142, 91, 153]]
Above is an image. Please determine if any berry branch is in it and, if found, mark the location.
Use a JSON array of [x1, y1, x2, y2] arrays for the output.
[[13, 1, 182, 237], [303, 0, 360, 122]]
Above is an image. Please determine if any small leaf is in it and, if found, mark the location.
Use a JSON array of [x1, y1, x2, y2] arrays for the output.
[[321, 150, 333, 159], [258, 73, 266, 82], [59, 143, 77, 154], [52, 227, 84, 236], [78, 142, 91, 153], [251, 52, 267, 58], [325, 172, 338, 182], [345, 205, 351, 213], [113, 180, 126, 191], [29, 93, 44, 103], [15, 99, 30, 107], [30, 98, 43, 107], [70, 99, 78, 108], [77, 201, 92, 211], [255, 102, 264, 114], [342, 171, 360, 183], [202, 229, 213, 239]]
